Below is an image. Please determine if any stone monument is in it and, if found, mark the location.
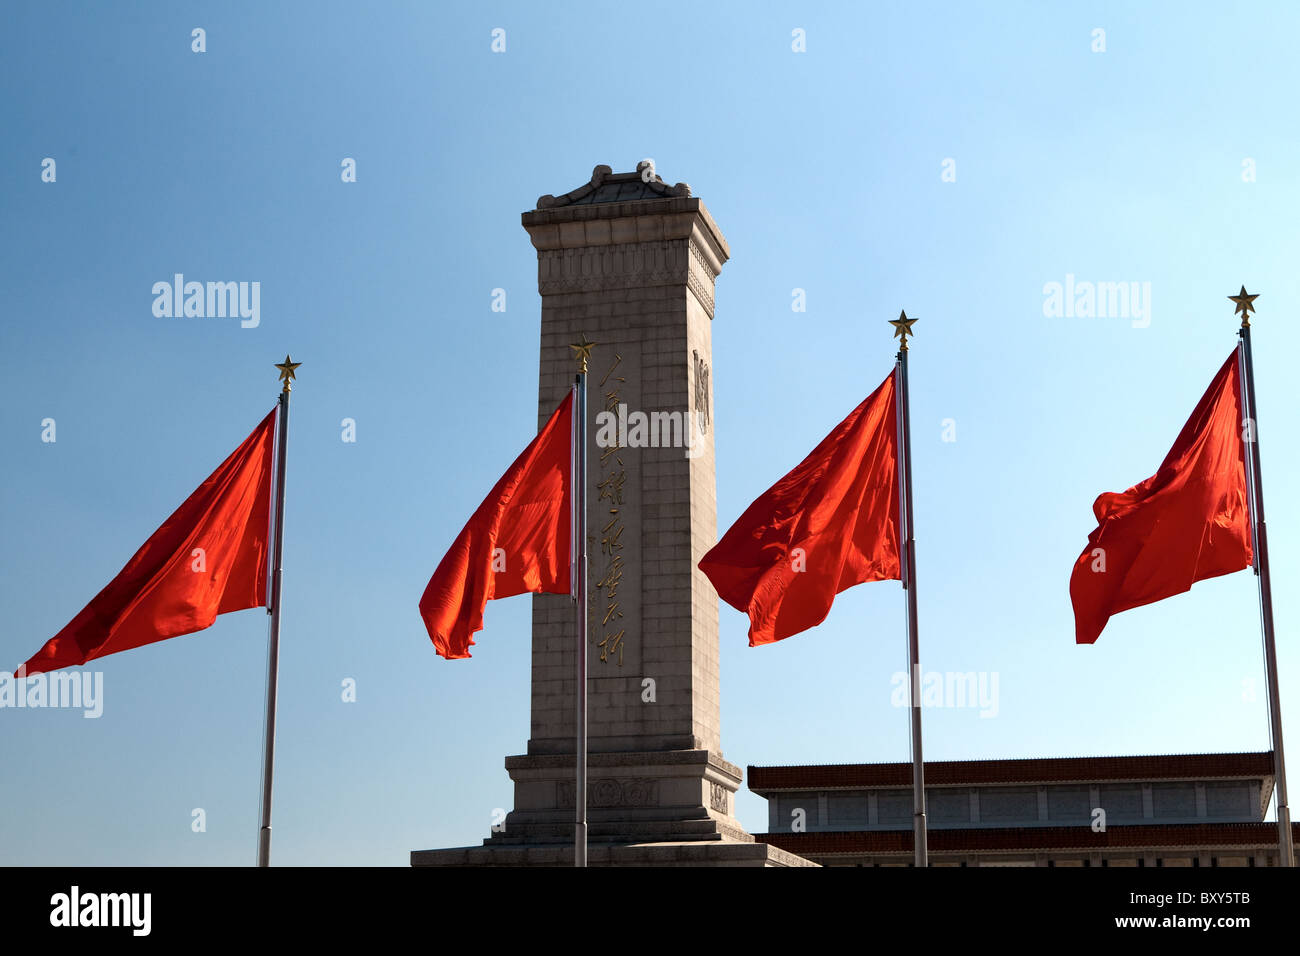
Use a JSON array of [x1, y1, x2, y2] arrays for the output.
[[412, 163, 814, 866]]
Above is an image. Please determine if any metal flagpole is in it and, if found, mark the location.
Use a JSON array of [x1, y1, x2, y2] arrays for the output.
[[258, 354, 299, 867], [1230, 287, 1294, 867], [890, 311, 927, 867], [570, 335, 594, 867]]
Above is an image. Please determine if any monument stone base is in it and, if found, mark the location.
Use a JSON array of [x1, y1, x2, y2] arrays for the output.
[[410, 841, 814, 867], [410, 748, 817, 867]]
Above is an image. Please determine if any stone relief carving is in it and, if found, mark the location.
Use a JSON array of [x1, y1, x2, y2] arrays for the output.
[[693, 349, 711, 434], [710, 781, 729, 813], [558, 778, 661, 809], [535, 238, 719, 317], [686, 238, 719, 316]]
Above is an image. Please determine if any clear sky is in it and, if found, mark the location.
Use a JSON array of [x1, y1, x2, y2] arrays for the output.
[[2, 1, 1298, 865]]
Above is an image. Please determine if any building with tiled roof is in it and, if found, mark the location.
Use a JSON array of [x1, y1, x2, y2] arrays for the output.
[[750, 751, 1296, 866]]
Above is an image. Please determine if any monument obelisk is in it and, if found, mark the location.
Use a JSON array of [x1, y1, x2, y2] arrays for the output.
[[412, 162, 813, 866]]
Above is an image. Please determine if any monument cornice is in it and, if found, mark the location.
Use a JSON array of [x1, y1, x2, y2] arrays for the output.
[[522, 198, 729, 277], [505, 747, 744, 784]]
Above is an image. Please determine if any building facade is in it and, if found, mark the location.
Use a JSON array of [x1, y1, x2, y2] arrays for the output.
[[752, 752, 1298, 867]]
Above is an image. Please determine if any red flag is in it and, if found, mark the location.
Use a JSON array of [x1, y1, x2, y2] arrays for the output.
[[19, 409, 278, 675], [700, 369, 901, 646], [419, 392, 573, 659], [1071, 350, 1252, 644]]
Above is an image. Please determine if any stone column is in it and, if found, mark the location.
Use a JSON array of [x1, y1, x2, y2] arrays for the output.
[[526, 164, 725, 756], [413, 163, 813, 866]]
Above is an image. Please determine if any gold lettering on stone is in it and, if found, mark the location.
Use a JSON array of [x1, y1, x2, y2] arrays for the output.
[[596, 354, 629, 666]]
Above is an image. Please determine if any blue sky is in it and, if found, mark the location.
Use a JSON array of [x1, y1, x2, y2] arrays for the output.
[[2, 1, 1298, 865]]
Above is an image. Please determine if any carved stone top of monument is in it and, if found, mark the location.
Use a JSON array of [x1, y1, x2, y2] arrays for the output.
[[523, 161, 730, 279], [535, 162, 690, 209]]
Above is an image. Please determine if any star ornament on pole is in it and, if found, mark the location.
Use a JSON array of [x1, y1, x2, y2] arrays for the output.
[[275, 355, 302, 393], [569, 334, 597, 374], [1229, 286, 1259, 328], [889, 310, 918, 351]]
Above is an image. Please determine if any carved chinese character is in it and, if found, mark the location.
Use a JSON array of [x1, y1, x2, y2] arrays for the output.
[[597, 629, 625, 666], [600, 520, 624, 556], [597, 472, 626, 505], [596, 554, 624, 600], [599, 353, 624, 388]]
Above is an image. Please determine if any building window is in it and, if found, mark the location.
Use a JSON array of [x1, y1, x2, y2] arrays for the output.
[[928, 788, 971, 825], [1098, 785, 1143, 821], [1204, 783, 1251, 818], [979, 787, 1038, 823], [1152, 783, 1196, 819], [779, 793, 820, 828], [875, 791, 911, 826], [1047, 787, 1090, 823], [827, 793, 870, 827]]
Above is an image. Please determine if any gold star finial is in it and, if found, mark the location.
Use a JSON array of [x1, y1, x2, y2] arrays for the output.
[[889, 310, 918, 351], [275, 354, 302, 393], [1228, 286, 1259, 328], [569, 333, 597, 374]]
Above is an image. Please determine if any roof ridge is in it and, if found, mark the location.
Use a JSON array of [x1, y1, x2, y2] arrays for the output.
[[747, 751, 1272, 771]]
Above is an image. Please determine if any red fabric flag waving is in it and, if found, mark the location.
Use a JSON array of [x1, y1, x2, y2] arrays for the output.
[[19, 409, 277, 675], [419, 392, 573, 659], [700, 369, 900, 646], [1070, 351, 1252, 644]]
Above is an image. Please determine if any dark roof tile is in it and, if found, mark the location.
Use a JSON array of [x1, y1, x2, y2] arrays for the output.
[[748, 752, 1274, 790]]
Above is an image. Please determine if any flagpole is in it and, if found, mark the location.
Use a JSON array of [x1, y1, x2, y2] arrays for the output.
[[570, 335, 594, 868], [1230, 289, 1294, 867], [891, 311, 927, 867], [258, 355, 299, 867]]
